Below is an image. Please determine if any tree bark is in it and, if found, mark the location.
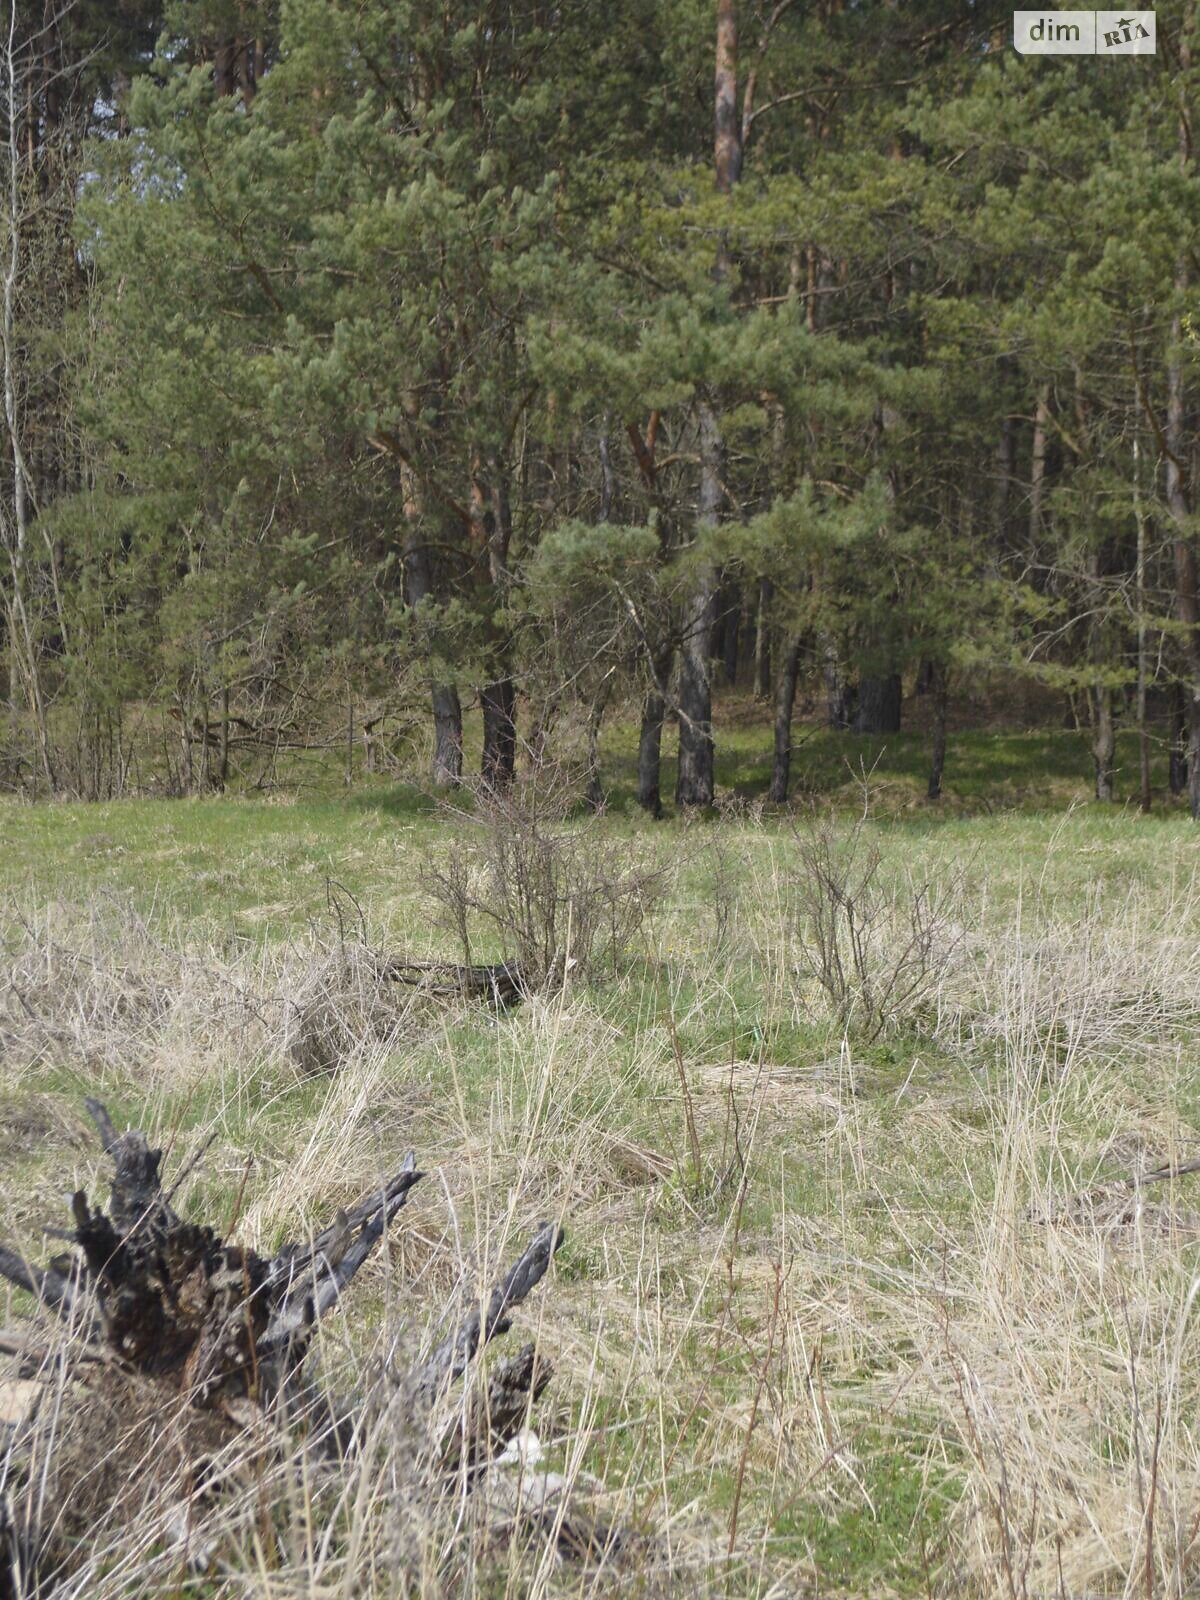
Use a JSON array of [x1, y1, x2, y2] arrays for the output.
[[927, 660, 948, 800], [675, 547, 716, 806], [403, 497, 462, 787], [768, 635, 801, 803], [754, 577, 772, 698], [714, 0, 743, 192], [1090, 686, 1116, 802], [678, 398, 722, 807], [584, 676, 612, 812], [431, 685, 464, 787], [1085, 548, 1116, 803], [477, 465, 516, 790], [1, 20, 54, 793], [217, 685, 231, 791], [1167, 423, 1200, 818], [718, 577, 740, 686], [994, 388, 1017, 545], [481, 680, 516, 790], [822, 635, 853, 728], [213, 41, 236, 98], [1170, 682, 1189, 795], [1167, 17, 1200, 818], [1029, 384, 1050, 548], [855, 673, 902, 734], [637, 684, 667, 817], [677, 0, 742, 809], [1134, 428, 1152, 812]]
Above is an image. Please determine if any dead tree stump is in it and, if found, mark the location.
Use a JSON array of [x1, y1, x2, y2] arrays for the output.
[[0, 1100, 569, 1589]]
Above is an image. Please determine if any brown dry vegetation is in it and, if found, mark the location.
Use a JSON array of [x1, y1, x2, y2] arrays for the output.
[[2, 801, 1200, 1596]]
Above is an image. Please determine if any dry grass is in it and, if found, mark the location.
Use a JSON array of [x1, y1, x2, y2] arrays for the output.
[[2, 811, 1200, 1596]]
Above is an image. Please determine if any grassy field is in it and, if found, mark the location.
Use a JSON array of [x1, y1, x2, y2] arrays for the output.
[[3, 723, 1200, 1597]]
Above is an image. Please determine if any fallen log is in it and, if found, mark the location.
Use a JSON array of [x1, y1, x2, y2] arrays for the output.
[[0, 1100, 570, 1589], [1027, 1153, 1200, 1227], [380, 958, 529, 1009]]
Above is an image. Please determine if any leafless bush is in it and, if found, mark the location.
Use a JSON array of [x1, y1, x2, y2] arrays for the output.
[[701, 826, 750, 955], [784, 810, 961, 1042], [422, 774, 668, 988]]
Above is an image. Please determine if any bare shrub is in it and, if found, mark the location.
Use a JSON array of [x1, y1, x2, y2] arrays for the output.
[[701, 825, 749, 955], [422, 774, 668, 988], [784, 809, 961, 1041]]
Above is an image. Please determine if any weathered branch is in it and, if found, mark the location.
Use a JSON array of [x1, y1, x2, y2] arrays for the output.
[[261, 1153, 424, 1355], [0, 1247, 83, 1322], [440, 1342, 554, 1475], [379, 958, 528, 1007], [415, 1221, 565, 1399]]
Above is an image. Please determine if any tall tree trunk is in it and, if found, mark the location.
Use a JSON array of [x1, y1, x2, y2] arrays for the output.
[[676, 533, 717, 806], [994, 380, 1017, 544], [855, 674, 902, 734], [1085, 548, 1116, 803], [768, 635, 801, 802], [584, 676, 613, 813], [477, 464, 516, 790], [714, 0, 742, 192], [1167, 386, 1200, 818], [1, 20, 54, 792], [431, 686, 464, 787], [1090, 685, 1116, 803], [213, 41, 236, 97], [1167, 19, 1200, 819], [711, 578, 727, 676], [1134, 428, 1152, 812], [927, 660, 948, 801], [628, 415, 671, 818], [822, 635, 853, 729], [217, 684, 231, 791], [198, 694, 210, 791], [754, 577, 772, 699], [179, 689, 194, 795], [677, 0, 742, 810], [718, 577, 741, 685], [403, 486, 462, 788], [481, 680, 516, 790], [637, 679, 668, 818], [1170, 682, 1189, 795], [1029, 384, 1050, 549]]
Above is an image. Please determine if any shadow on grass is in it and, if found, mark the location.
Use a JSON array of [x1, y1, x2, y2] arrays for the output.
[[598, 718, 1191, 818], [342, 781, 442, 818]]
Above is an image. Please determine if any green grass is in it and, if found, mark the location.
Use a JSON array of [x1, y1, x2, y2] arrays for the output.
[[0, 768, 1193, 940], [772, 1421, 961, 1592]]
